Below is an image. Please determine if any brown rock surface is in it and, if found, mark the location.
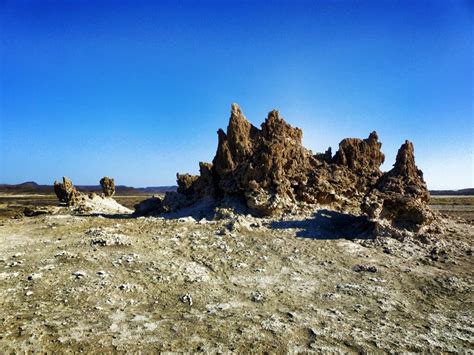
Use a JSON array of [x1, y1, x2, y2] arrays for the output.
[[362, 141, 433, 231], [135, 103, 433, 231], [206, 106, 386, 215], [100, 176, 115, 197], [134, 196, 163, 216], [333, 131, 385, 175], [54, 177, 82, 206]]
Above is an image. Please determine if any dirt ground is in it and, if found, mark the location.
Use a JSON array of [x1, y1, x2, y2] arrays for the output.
[[0, 194, 472, 352]]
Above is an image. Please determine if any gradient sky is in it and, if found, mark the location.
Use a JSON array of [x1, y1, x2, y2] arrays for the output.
[[0, 0, 472, 189]]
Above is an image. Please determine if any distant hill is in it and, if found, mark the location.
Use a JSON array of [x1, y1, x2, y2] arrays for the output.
[[430, 188, 474, 196], [2, 182, 472, 196], [0, 181, 176, 195]]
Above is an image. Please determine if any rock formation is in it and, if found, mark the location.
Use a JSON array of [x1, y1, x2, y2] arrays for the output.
[[362, 141, 433, 231], [100, 176, 115, 197], [54, 177, 82, 206], [135, 103, 433, 231], [54, 176, 131, 215], [333, 131, 385, 174]]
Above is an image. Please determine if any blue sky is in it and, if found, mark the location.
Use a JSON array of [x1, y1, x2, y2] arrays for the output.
[[0, 0, 472, 189]]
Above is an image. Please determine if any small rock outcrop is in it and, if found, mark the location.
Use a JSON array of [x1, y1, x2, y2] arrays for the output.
[[134, 196, 163, 216], [100, 176, 115, 197], [135, 103, 434, 232], [54, 176, 131, 215], [54, 177, 82, 206]]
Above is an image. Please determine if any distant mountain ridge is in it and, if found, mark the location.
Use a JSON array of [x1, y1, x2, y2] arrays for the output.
[[0, 181, 177, 195], [429, 188, 474, 196], [0, 181, 472, 196]]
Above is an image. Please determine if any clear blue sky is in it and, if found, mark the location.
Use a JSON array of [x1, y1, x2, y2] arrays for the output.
[[0, 0, 472, 189]]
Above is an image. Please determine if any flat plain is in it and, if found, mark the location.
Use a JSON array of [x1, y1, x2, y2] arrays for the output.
[[0, 193, 472, 352]]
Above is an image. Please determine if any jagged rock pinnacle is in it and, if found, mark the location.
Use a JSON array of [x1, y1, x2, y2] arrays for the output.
[[393, 140, 419, 179], [135, 103, 432, 231], [361, 140, 431, 230]]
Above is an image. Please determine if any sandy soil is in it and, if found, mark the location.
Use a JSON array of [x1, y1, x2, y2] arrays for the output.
[[0, 197, 472, 352]]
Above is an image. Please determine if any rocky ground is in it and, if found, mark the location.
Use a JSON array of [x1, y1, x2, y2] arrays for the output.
[[0, 196, 472, 352]]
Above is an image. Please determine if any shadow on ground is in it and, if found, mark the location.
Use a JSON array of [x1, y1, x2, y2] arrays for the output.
[[270, 209, 376, 240]]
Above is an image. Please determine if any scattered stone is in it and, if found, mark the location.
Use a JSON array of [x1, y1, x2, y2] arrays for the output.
[[321, 292, 340, 300], [369, 277, 386, 283], [353, 265, 378, 273], [336, 283, 361, 294], [261, 315, 288, 333], [55, 251, 76, 260], [180, 294, 193, 306], [26, 273, 43, 281], [118, 284, 133, 291], [429, 247, 448, 262], [251, 291, 265, 302], [206, 303, 233, 314], [72, 271, 87, 279], [86, 227, 131, 246]]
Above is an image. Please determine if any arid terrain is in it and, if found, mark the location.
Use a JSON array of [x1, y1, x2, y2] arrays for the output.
[[1, 105, 473, 352], [0, 193, 472, 352], [2, 0, 472, 350]]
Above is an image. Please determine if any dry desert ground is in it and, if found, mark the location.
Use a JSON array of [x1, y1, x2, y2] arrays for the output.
[[0, 193, 472, 352]]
